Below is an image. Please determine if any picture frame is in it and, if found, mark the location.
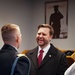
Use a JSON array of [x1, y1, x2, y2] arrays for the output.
[[45, 0, 68, 39]]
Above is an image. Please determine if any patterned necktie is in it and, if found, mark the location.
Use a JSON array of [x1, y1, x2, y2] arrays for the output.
[[38, 50, 44, 65]]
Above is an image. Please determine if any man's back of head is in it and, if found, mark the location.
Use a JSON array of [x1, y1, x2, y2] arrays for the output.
[[1, 23, 22, 49]]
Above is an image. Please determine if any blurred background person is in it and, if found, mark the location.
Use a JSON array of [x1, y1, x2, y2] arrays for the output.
[[64, 62, 75, 75]]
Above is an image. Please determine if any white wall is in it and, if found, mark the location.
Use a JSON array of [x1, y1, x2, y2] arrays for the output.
[[31, 0, 75, 51], [0, 0, 33, 52], [0, 0, 75, 52]]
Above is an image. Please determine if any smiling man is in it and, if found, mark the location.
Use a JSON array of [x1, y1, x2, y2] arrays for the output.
[[26, 24, 68, 75]]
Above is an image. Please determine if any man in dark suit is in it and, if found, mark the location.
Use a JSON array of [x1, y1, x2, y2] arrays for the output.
[[26, 24, 68, 75], [0, 23, 30, 75]]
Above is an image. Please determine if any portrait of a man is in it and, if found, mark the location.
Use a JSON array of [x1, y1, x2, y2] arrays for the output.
[[45, 0, 68, 39]]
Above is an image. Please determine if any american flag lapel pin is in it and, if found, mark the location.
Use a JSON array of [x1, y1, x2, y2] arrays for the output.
[[49, 55, 51, 57]]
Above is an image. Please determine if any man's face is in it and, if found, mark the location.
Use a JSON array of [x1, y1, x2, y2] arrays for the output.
[[36, 28, 52, 48]]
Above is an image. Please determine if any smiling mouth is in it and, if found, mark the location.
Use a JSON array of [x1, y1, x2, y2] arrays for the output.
[[38, 40, 44, 43], [39, 39, 43, 41]]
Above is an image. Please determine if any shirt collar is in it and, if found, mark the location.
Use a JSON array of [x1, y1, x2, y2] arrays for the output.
[[38, 44, 51, 53]]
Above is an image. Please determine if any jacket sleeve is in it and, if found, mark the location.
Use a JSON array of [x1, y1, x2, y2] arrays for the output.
[[14, 55, 31, 75], [58, 53, 68, 75]]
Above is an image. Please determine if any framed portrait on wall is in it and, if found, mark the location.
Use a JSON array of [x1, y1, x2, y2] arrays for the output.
[[45, 0, 68, 39]]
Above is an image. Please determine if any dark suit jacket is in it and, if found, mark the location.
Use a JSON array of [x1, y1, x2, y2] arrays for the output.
[[0, 44, 30, 75], [26, 44, 68, 75]]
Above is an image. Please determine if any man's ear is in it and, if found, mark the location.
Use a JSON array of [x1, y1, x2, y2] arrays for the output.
[[16, 35, 19, 43], [50, 35, 53, 40]]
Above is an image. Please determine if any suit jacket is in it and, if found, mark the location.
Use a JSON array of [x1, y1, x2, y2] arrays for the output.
[[26, 44, 68, 75], [0, 44, 30, 75]]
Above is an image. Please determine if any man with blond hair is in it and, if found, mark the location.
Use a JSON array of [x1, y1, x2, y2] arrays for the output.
[[0, 23, 30, 75]]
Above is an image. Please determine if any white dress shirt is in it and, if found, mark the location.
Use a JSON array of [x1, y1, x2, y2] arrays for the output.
[[37, 44, 51, 60], [64, 62, 75, 75]]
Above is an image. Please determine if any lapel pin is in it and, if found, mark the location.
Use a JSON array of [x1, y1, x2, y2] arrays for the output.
[[49, 55, 51, 57]]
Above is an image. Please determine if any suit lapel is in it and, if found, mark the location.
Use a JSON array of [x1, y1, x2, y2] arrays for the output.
[[39, 49, 52, 67], [39, 44, 57, 67], [30, 47, 38, 68], [29, 44, 57, 68]]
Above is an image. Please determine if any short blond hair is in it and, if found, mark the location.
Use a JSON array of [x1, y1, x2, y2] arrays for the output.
[[1, 23, 21, 42]]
